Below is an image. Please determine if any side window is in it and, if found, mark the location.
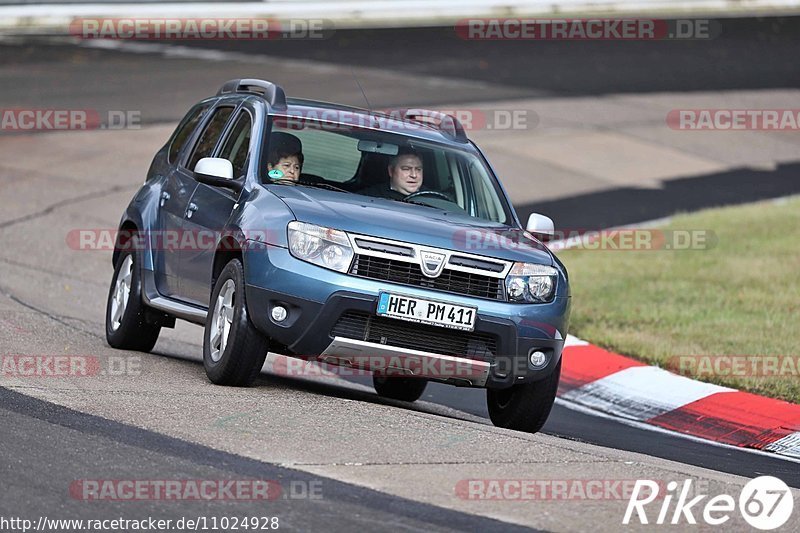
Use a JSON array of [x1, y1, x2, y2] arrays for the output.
[[186, 106, 234, 171], [469, 161, 507, 224], [444, 152, 465, 207], [218, 112, 252, 178], [167, 104, 209, 164]]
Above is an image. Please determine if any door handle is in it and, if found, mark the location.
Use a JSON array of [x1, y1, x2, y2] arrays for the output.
[[186, 202, 198, 219], [160, 191, 171, 207]]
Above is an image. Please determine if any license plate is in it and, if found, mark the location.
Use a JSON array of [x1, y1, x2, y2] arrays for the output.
[[377, 292, 477, 332]]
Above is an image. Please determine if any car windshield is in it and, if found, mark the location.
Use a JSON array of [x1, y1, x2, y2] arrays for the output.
[[264, 117, 511, 225]]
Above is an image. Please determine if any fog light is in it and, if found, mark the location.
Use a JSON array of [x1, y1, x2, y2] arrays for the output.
[[271, 305, 288, 322], [529, 350, 548, 368]]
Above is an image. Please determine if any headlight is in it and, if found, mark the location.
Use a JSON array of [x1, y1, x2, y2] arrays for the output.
[[506, 263, 557, 303], [287, 222, 354, 273]]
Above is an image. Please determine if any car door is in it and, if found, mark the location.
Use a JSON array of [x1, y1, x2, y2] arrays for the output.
[[179, 107, 250, 306], [153, 103, 209, 298]]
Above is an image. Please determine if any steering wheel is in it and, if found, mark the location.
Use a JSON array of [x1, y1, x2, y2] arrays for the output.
[[404, 190, 453, 202]]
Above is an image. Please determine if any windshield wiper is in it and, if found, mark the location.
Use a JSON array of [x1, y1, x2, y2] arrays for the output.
[[400, 198, 444, 210], [299, 182, 349, 193], [267, 179, 299, 186], [267, 179, 348, 193]]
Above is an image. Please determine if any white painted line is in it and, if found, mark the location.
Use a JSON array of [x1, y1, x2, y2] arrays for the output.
[[764, 432, 800, 459], [555, 397, 800, 464], [564, 334, 589, 347], [548, 216, 674, 252], [561, 365, 734, 421], [548, 194, 800, 253], [3, 1, 797, 30]]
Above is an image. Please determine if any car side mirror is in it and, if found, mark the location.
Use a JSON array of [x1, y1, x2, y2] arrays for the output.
[[194, 157, 243, 192], [526, 213, 555, 241]]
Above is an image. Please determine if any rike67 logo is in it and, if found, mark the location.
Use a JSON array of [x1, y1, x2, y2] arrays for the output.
[[624, 476, 794, 529]]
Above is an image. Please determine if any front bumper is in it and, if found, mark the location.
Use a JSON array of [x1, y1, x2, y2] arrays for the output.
[[244, 243, 570, 389], [320, 337, 493, 387]]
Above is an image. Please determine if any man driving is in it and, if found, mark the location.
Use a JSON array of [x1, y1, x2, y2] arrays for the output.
[[361, 148, 423, 200]]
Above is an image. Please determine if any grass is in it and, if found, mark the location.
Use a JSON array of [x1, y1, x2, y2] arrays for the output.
[[558, 196, 800, 403]]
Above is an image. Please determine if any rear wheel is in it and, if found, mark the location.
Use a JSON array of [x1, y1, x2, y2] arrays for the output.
[[373, 375, 428, 402], [486, 359, 561, 434], [105, 250, 161, 352], [203, 258, 269, 386]]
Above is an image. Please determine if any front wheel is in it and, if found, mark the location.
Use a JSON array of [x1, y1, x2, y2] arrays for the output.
[[203, 258, 269, 386], [373, 375, 428, 402], [486, 359, 561, 434], [105, 250, 161, 352]]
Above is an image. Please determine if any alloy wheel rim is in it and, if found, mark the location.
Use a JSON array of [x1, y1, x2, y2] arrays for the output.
[[109, 255, 133, 331], [209, 279, 236, 362]]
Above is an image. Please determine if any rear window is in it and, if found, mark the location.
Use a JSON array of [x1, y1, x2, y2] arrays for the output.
[[218, 111, 252, 179], [186, 106, 235, 171], [279, 126, 361, 182], [167, 104, 209, 164]]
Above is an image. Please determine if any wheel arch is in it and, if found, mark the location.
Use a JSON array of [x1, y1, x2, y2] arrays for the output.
[[112, 219, 140, 268], [211, 232, 246, 290]]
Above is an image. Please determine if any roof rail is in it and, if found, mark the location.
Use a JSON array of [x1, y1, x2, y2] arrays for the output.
[[217, 79, 287, 110], [402, 109, 468, 143]]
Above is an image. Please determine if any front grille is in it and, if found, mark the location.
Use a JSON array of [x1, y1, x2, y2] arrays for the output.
[[331, 311, 497, 362], [350, 255, 505, 301], [353, 238, 414, 257]]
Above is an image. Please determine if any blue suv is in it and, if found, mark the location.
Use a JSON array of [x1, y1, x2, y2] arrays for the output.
[[106, 79, 570, 433]]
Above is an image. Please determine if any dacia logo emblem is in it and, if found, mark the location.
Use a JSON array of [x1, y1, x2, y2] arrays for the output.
[[420, 250, 446, 278]]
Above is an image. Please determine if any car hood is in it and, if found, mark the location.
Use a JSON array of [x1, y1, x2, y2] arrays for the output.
[[271, 186, 553, 265]]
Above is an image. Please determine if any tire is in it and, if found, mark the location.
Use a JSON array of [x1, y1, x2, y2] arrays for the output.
[[203, 258, 268, 386], [373, 375, 428, 402], [486, 359, 561, 434], [105, 250, 161, 352]]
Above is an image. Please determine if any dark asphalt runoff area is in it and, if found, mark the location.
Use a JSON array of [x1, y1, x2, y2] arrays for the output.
[[185, 17, 800, 96], [0, 387, 534, 533]]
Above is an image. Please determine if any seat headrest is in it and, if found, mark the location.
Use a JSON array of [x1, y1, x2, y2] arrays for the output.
[[269, 132, 302, 155]]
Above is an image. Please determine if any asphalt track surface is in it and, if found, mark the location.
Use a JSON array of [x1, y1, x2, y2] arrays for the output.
[[1, 18, 800, 531], [179, 16, 800, 229]]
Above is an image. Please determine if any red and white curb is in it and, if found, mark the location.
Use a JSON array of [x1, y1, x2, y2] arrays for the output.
[[262, 343, 800, 460], [558, 336, 800, 460]]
